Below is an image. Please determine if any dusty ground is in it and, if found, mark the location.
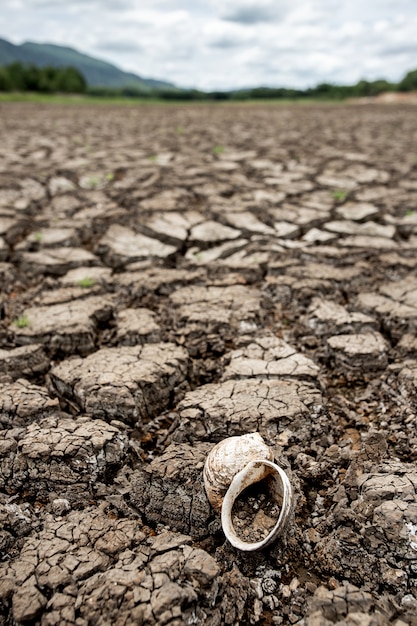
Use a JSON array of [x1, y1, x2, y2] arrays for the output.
[[0, 101, 417, 625]]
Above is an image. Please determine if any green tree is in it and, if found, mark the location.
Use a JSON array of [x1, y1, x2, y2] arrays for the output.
[[0, 66, 12, 91], [7, 62, 27, 90], [398, 69, 417, 92], [53, 66, 86, 93], [38, 66, 58, 92]]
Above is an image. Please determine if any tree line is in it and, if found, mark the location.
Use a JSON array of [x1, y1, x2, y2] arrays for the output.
[[1, 61, 417, 100], [0, 62, 86, 93]]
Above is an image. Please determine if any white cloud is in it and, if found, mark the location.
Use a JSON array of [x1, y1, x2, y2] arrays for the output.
[[211, 0, 293, 24], [1, 0, 417, 89]]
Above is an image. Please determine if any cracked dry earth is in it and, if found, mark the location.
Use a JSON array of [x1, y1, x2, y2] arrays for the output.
[[0, 102, 417, 626]]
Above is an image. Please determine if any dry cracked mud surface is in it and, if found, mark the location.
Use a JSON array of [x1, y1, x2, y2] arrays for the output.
[[0, 101, 417, 625]]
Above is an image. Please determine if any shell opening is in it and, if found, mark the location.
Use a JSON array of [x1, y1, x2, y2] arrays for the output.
[[221, 460, 293, 552]]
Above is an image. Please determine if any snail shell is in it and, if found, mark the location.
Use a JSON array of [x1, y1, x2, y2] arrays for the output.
[[221, 458, 293, 551], [203, 432, 274, 512]]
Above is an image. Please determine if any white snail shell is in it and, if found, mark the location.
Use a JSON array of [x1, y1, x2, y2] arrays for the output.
[[203, 432, 274, 512], [204, 432, 293, 552]]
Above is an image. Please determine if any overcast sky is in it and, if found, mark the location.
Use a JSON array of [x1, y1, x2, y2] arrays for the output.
[[1, 0, 417, 90]]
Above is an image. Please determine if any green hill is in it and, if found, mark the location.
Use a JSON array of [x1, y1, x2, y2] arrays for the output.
[[0, 37, 175, 90]]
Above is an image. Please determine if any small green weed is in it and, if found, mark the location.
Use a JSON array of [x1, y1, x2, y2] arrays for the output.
[[405, 210, 415, 217], [213, 145, 225, 155], [33, 232, 43, 242], [148, 155, 158, 162], [105, 172, 114, 181], [332, 189, 347, 201], [175, 126, 184, 135], [13, 315, 30, 328], [77, 277, 95, 288], [87, 176, 99, 188]]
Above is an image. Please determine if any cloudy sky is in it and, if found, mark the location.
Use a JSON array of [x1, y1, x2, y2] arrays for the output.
[[1, 0, 417, 90]]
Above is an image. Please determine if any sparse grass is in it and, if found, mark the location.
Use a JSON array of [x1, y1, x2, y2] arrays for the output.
[[213, 145, 225, 155], [332, 189, 347, 201], [77, 277, 95, 288], [13, 315, 30, 328], [33, 232, 43, 242], [148, 155, 158, 162], [175, 126, 185, 135], [105, 172, 114, 181], [0, 93, 180, 105], [0, 93, 346, 107], [405, 210, 415, 217]]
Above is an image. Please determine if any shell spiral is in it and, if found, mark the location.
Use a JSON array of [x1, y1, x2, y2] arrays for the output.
[[203, 432, 274, 511]]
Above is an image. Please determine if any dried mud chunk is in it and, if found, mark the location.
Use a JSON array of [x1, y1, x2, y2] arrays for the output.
[[341, 235, 398, 250], [130, 442, 214, 537], [309, 582, 374, 623], [19, 247, 99, 276], [0, 502, 35, 557], [15, 227, 79, 251], [335, 202, 379, 221], [286, 262, 364, 283], [315, 460, 417, 611], [222, 211, 275, 235], [48, 175, 76, 195], [189, 220, 241, 244], [97, 224, 177, 268], [0, 236, 7, 261], [302, 228, 337, 244], [33, 287, 103, 306], [116, 267, 203, 298], [269, 206, 328, 228], [214, 247, 271, 275], [0, 508, 144, 623], [316, 174, 357, 189], [175, 378, 322, 443], [324, 220, 395, 239], [0, 216, 27, 244], [379, 276, 417, 307], [222, 335, 319, 380], [140, 189, 186, 211], [50, 193, 81, 215], [170, 284, 264, 355], [49, 343, 189, 424], [396, 360, 417, 400], [0, 379, 59, 428], [19, 177, 46, 201], [397, 334, 417, 356], [75, 538, 249, 626], [0, 415, 128, 500], [345, 164, 390, 184], [273, 221, 300, 239], [327, 332, 388, 372], [0, 344, 50, 380], [143, 211, 203, 244], [185, 239, 249, 266], [357, 276, 417, 337], [170, 284, 262, 327], [12, 575, 47, 623], [116, 307, 161, 345], [305, 298, 376, 337], [10, 295, 114, 356], [61, 265, 112, 287]]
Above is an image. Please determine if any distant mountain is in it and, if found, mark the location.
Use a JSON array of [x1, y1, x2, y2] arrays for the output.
[[0, 37, 175, 90]]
